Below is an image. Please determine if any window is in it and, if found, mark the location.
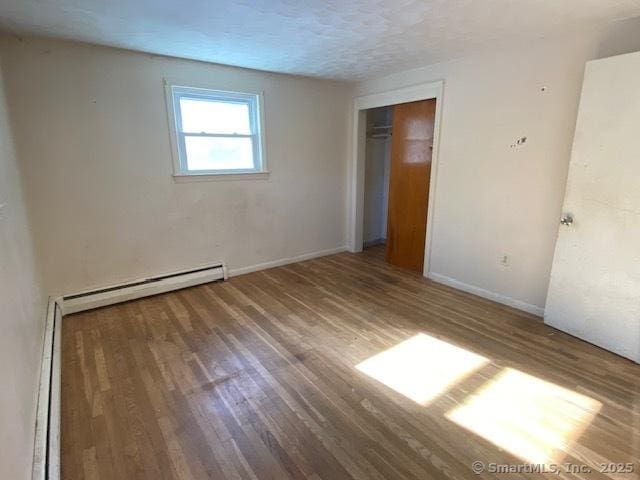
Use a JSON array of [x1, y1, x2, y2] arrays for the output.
[[168, 85, 265, 176]]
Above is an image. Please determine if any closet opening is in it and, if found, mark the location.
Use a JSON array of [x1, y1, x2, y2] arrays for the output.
[[363, 106, 393, 250], [362, 99, 437, 273]]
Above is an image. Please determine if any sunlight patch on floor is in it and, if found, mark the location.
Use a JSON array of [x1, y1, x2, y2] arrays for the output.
[[355, 333, 489, 405], [446, 367, 602, 464]]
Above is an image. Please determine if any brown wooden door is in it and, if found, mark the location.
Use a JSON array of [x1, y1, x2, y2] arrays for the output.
[[385, 99, 436, 272]]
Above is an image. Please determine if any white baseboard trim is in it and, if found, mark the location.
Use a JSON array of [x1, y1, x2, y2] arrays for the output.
[[32, 297, 62, 480], [228, 246, 348, 277], [61, 263, 226, 315], [59, 247, 348, 315], [427, 272, 545, 317]]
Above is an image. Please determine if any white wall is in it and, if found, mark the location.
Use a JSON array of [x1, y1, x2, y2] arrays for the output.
[[0, 65, 45, 479], [363, 107, 391, 244], [0, 37, 352, 295], [354, 17, 640, 313]]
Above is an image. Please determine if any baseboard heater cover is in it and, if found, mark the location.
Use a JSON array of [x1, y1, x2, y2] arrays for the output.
[[32, 262, 226, 478], [33, 298, 62, 480], [61, 262, 227, 315]]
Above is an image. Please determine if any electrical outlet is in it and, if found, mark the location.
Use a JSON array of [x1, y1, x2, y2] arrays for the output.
[[500, 255, 511, 267]]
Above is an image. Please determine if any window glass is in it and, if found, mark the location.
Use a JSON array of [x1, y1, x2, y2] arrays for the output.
[[179, 98, 251, 135], [184, 136, 254, 171]]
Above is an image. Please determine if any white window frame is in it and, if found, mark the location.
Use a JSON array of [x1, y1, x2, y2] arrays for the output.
[[165, 81, 268, 180]]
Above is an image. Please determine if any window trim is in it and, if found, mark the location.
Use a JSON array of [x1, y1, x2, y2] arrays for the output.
[[164, 80, 268, 180]]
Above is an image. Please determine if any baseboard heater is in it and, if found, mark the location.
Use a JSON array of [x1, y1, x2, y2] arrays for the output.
[[61, 262, 228, 315], [33, 298, 62, 480], [32, 261, 227, 479]]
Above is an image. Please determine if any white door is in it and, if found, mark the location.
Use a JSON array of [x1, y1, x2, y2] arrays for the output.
[[545, 51, 640, 363]]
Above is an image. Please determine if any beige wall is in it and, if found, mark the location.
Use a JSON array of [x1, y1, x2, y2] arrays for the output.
[[0, 65, 45, 479], [0, 37, 352, 295], [354, 17, 640, 313]]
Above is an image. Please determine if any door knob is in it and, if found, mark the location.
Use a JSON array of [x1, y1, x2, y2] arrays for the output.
[[560, 214, 574, 226]]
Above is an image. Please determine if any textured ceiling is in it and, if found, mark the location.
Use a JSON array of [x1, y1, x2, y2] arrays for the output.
[[1, 0, 640, 80]]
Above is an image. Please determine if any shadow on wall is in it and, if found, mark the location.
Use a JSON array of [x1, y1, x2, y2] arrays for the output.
[[595, 15, 640, 59]]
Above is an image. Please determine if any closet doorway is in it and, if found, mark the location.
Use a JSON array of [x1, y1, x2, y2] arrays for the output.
[[362, 98, 437, 273], [347, 80, 444, 277]]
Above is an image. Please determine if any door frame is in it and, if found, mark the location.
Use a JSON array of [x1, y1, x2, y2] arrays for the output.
[[348, 80, 444, 277]]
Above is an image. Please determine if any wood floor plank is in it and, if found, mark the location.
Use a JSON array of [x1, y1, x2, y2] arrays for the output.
[[62, 247, 640, 479]]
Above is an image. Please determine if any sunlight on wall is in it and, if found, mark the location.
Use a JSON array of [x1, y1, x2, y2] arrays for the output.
[[355, 333, 489, 405], [446, 368, 602, 464]]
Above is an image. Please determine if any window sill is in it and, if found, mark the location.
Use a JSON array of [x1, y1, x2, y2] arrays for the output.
[[173, 171, 270, 183]]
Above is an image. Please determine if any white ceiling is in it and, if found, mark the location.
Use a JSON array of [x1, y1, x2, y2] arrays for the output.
[[1, 0, 640, 81]]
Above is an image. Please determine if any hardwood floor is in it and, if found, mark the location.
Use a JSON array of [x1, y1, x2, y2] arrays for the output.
[[62, 247, 640, 479]]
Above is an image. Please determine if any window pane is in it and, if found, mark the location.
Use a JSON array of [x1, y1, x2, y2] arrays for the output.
[[184, 136, 255, 171], [179, 98, 251, 134]]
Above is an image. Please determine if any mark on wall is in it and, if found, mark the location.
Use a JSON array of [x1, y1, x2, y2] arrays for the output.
[[510, 136, 527, 148]]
